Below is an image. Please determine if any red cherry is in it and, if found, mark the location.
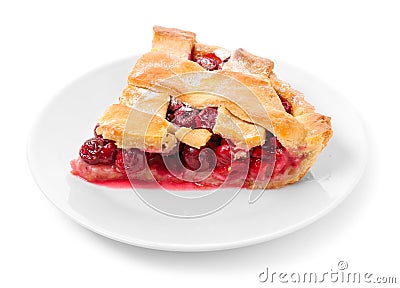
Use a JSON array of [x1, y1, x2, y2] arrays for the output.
[[215, 140, 232, 167], [125, 148, 146, 173], [181, 145, 216, 171], [207, 134, 222, 150], [79, 137, 117, 165], [115, 149, 126, 174], [272, 148, 287, 176], [279, 96, 292, 114], [79, 138, 103, 165], [171, 106, 200, 128], [181, 146, 201, 170], [169, 98, 183, 112], [99, 142, 117, 164], [115, 148, 146, 174], [195, 107, 218, 130], [198, 148, 216, 172], [248, 158, 261, 179], [251, 146, 262, 158], [196, 53, 222, 71]]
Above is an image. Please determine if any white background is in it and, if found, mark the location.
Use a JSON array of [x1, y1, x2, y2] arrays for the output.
[[1, 0, 399, 287]]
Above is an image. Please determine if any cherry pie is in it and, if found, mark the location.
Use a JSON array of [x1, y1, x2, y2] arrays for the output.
[[70, 26, 332, 189]]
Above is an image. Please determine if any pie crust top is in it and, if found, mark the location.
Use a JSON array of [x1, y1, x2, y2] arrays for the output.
[[95, 26, 332, 157]]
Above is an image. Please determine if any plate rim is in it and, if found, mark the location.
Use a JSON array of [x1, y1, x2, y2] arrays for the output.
[[27, 55, 368, 252]]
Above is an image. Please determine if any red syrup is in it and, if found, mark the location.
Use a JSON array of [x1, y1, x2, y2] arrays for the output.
[[89, 177, 213, 190]]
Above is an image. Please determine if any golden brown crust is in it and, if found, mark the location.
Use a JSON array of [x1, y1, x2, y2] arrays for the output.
[[216, 47, 333, 188], [175, 128, 212, 149], [128, 58, 308, 150], [192, 43, 231, 62], [119, 85, 142, 107], [93, 25, 333, 189], [128, 51, 205, 93], [296, 112, 333, 149], [213, 107, 266, 149], [223, 48, 274, 77], [269, 73, 332, 162], [96, 104, 177, 152], [120, 85, 169, 117], [152, 26, 196, 59], [269, 72, 315, 116]]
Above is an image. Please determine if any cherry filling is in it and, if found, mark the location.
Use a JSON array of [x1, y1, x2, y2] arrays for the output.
[[279, 96, 292, 114], [170, 106, 199, 128], [195, 53, 222, 71], [195, 107, 218, 130], [75, 122, 302, 187], [167, 100, 217, 130]]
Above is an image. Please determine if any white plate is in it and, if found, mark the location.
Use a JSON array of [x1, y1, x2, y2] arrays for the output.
[[28, 56, 367, 251]]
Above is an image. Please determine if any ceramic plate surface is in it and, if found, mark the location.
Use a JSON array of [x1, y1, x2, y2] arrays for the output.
[[28, 56, 367, 251]]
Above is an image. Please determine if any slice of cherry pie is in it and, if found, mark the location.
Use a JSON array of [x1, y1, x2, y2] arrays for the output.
[[70, 26, 332, 189]]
